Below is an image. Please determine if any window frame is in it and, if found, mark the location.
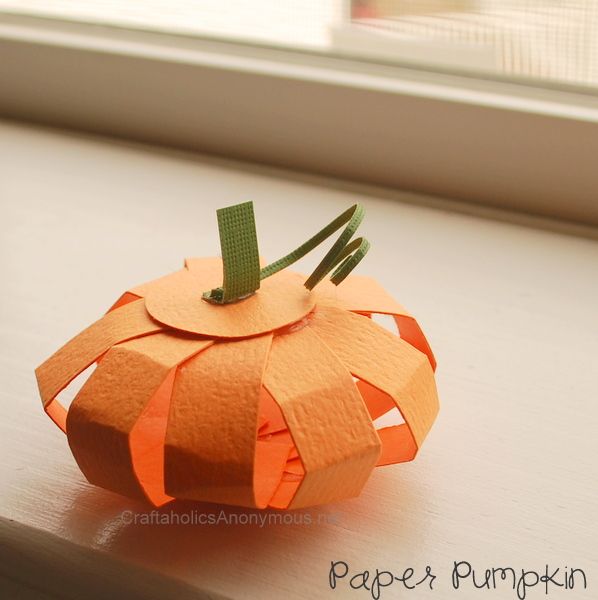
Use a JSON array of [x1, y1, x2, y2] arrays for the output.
[[1, 11, 598, 226]]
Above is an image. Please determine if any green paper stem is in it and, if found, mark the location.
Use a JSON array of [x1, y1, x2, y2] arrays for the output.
[[203, 202, 369, 304], [204, 201, 261, 304]]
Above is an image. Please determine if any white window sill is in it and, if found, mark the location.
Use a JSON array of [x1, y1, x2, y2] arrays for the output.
[[2, 120, 598, 599]]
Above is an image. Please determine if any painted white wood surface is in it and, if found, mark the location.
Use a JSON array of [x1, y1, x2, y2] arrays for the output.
[[0, 120, 597, 600]]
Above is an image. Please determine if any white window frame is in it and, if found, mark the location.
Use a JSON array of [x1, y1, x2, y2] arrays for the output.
[[1, 11, 598, 227]]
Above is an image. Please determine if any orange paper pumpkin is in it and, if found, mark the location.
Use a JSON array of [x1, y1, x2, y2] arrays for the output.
[[36, 204, 438, 509]]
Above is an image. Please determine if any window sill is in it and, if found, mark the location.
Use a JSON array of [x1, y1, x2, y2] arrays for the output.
[[1, 120, 598, 599]]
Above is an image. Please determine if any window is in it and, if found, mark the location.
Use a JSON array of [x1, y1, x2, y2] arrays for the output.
[[346, 1, 598, 88], [1, 1, 597, 227], [1, 0, 597, 89]]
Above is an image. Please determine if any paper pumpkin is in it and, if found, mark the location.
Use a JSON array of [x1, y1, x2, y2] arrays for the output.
[[36, 203, 438, 509]]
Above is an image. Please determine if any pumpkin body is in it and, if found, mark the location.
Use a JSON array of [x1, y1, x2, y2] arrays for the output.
[[36, 257, 438, 509]]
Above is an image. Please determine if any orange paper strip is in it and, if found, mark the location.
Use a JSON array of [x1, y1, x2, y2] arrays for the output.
[[375, 425, 417, 466], [263, 325, 381, 509], [35, 299, 165, 431], [356, 379, 396, 421], [66, 332, 212, 503], [257, 386, 289, 436], [308, 306, 439, 460], [254, 440, 293, 508], [315, 275, 436, 371], [164, 334, 274, 507], [107, 291, 142, 312]]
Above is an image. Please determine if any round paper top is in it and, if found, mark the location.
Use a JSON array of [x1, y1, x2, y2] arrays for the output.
[[144, 258, 315, 339]]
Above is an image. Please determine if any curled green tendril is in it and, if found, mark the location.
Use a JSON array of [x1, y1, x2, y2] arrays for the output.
[[203, 202, 370, 304]]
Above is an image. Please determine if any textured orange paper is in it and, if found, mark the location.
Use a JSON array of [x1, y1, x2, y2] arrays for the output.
[[67, 332, 211, 505], [308, 306, 438, 464], [164, 334, 277, 508], [263, 326, 381, 509], [35, 257, 439, 509], [315, 275, 436, 371], [145, 269, 315, 338], [36, 299, 164, 432]]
